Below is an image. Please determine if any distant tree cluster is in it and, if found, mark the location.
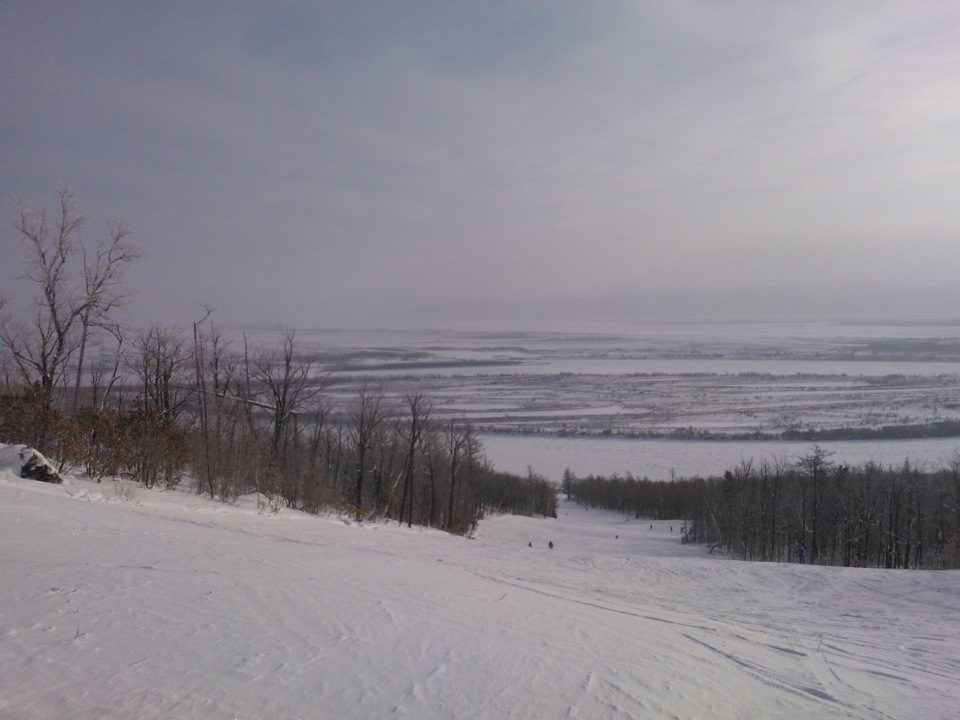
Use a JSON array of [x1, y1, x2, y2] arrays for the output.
[[687, 449, 960, 569], [568, 447, 960, 569], [0, 188, 556, 533], [563, 467, 694, 520], [783, 420, 960, 441]]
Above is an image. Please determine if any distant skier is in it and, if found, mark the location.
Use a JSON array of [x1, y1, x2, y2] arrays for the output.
[[797, 545, 806, 564], [548, 541, 554, 549]]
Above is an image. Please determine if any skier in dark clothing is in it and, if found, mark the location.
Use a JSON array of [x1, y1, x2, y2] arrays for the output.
[[797, 545, 806, 564]]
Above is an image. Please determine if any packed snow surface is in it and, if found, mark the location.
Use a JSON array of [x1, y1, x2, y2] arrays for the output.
[[2, 468, 958, 718]]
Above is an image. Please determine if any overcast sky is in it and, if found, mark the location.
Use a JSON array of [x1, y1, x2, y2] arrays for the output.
[[2, 1, 959, 328]]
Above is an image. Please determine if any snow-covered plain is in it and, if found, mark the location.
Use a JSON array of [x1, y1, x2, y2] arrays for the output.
[[234, 320, 960, 479], [2, 462, 958, 719]]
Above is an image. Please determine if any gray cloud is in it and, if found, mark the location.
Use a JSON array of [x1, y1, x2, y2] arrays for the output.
[[2, 1, 958, 328]]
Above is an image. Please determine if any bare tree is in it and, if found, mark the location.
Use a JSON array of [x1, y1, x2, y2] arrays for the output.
[[2, 187, 87, 397], [252, 328, 324, 461], [2, 187, 139, 403], [87, 322, 127, 409], [0, 292, 16, 391], [73, 220, 140, 405], [948, 450, 960, 538], [444, 418, 469, 531], [796, 446, 834, 564], [397, 391, 431, 527], [129, 323, 188, 420], [300, 398, 332, 512], [348, 384, 385, 515], [417, 418, 442, 527]]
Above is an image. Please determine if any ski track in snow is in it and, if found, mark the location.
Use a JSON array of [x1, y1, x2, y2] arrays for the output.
[[1, 470, 959, 719]]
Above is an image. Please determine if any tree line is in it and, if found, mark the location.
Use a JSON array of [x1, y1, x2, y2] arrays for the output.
[[0, 187, 557, 531], [566, 447, 960, 569]]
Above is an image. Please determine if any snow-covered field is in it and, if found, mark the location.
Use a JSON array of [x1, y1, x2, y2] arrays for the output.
[[2, 462, 958, 719], [234, 320, 960, 479], [222, 319, 960, 483]]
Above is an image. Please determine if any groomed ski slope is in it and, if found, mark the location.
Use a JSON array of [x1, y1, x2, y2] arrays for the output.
[[1, 469, 958, 719]]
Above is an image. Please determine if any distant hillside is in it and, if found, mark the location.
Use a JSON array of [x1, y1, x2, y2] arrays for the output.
[[417, 282, 960, 325]]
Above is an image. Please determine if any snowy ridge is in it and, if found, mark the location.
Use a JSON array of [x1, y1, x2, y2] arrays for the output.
[[1, 460, 958, 719]]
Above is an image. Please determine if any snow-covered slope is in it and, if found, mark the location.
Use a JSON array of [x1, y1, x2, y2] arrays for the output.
[[1, 465, 958, 719]]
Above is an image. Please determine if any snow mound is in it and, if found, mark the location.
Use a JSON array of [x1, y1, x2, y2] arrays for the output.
[[0, 443, 61, 483]]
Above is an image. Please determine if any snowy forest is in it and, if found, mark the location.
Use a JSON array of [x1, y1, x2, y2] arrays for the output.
[[565, 446, 960, 569], [0, 189, 557, 531]]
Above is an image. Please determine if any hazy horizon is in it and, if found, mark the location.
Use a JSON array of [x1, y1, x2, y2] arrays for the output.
[[3, 2, 959, 329], [408, 280, 960, 328]]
